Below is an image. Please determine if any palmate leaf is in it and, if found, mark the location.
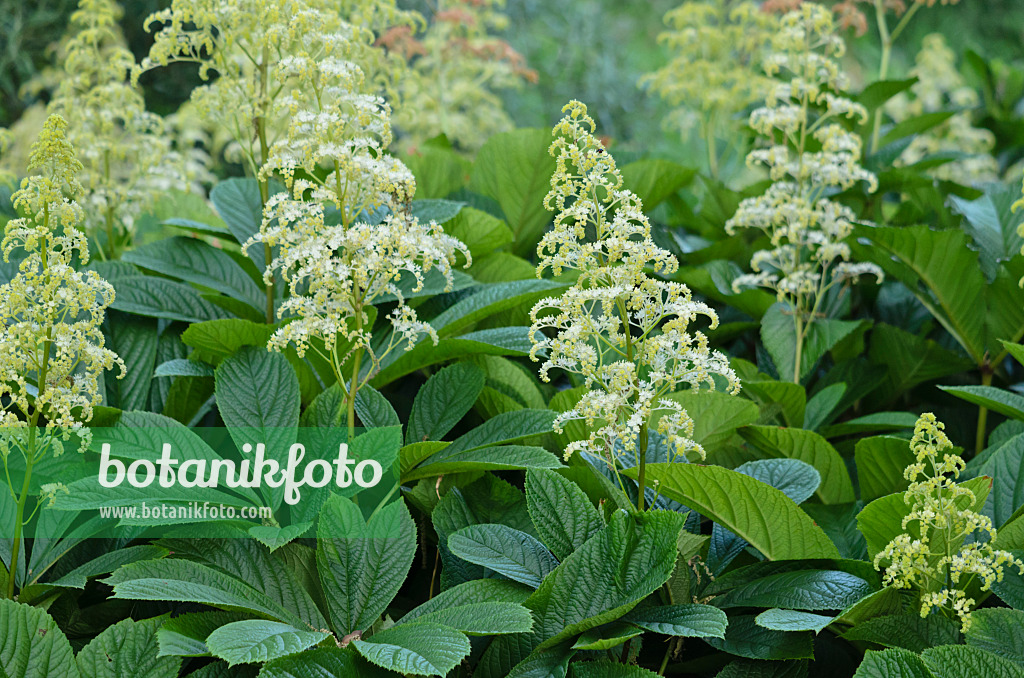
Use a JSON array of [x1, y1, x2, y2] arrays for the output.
[[447, 524, 558, 588], [204, 620, 330, 667], [352, 622, 471, 677], [316, 496, 416, 635], [77, 616, 180, 678], [477, 510, 684, 677], [632, 463, 839, 560], [0, 600, 79, 678]]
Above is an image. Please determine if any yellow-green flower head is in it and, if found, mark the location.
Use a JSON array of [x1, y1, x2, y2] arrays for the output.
[[0, 115, 125, 439], [886, 34, 997, 186], [530, 101, 739, 467], [388, 0, 536, 153], [873, 413, 1024, 632], [47, 0, 185, 244], [642, 0, 777, 140], [727, 3, 882, 310]]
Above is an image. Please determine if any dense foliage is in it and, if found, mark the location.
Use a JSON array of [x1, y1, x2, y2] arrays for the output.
[[2, 0, 1024, 677]]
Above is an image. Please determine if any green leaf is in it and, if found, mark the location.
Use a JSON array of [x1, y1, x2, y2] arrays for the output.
[[109, 275, 233, 323], [526, 469, 603, 561], [715, 569, 874, 611], [620, 159, 695, 210], [104, 314, 159, 411], [181, 319, 277, 363], [623, 604, 727, 638], [572, 624, 641, 650], [76, 617, 179, 678], [739, 426, 854, 504], [633, 463, 840, 560], [401, 579, 531, 627], [821, 412, 920, 439], [215, 346, 300, 430], [571, 661, 659, 677], [154, 358, 216, 378], [405, 445, 562, 481], [921, 645, 1024, 678], [430, 280, 565, 338], [469, 128, 556, 256], [443, 206, 513, 258], [123, 236, 263, 311], [855, 436, 917, 503], [352, 622, 470, 676], [734, 458, 820, 505], [444, 409, 557, 454], [868, 324, 974, 403], [317, 496, 416, 635], [841, 614, 962, 652], [880, 111, 956, 147], [761, 303, 861, 382], [950, 184, 1024, 281], [854, 648, 935, 678], [205, 621, 330, 666], [259, 647, 389, 678], [704, 615, 813, 660], [210, 178, 266, 271], [755, 609, 834, 633], [157, 611, 247, 658], [49, 545, 168, 589], [354, 385, 399, 429], [0, 600, 79, 678], [965, 608, 1024, 665], [400, 602, 533, 636], [409, 199, 464, 224], [402, 145, 470, 199], [939, 385, 1024, 421], [105, 559, 309, 628], [448, 524, 558, 588], [973, 433, 1024, 526], [406, 362, 485, 444], [857, 78, 917, 113]]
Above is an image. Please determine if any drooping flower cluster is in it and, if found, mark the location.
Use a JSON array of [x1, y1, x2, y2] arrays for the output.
[[727, 4, 882, 380], [885, 34, 998, 186], [874, 413, 1023, 632], [0, 115, 125, 438], [529, 101, 739, 473], [642, 0, 777, 175], [46, 0, 185, 254], [242, 11, 470, 390], [380, 0, 537, 153]]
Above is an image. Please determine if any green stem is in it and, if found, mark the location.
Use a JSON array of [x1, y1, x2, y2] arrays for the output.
[[637, 423, 648, 512], [705, 120, 719, 180], [345, 310, 365, 444], [974, 369, 993, 458], [793, 313, 804, 384], [256, 48, 274, 324], [870, 0, 892, 153], [657, 640, 672, 675]]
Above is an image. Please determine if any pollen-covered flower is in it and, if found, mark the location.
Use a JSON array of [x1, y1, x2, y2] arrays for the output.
[[0, 115, 125, 442], [47, 0, 186, 253], [885, 34, 997, 186], [642, 0, 777, 175], [727, 4, 882, 381], [385, 0, 537, 153], [873, 413, 1024, 632], [529, 101, 739, 474]]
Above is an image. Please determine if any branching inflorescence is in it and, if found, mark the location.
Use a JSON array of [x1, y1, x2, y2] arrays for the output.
[[874, 413, 1024, 632], [529, 101, 739, 510], [727, 3, 882, 382]]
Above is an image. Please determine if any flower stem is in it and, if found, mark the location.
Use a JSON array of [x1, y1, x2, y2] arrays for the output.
[[637, 423, 648, 512], [792, 313, 804, 384], [974, 369, 993, 458], [256, 49, 274, 324]]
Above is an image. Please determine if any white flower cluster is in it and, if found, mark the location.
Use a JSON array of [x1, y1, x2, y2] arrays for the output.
[[886, 34, 998, 186], [0, 115, 125, 441], [727, 4, 882, 331], [242, 8, 470, 386], [874, 413, 1023, 632], [48, 0, 188, 252], [529, 101, 739, 470]]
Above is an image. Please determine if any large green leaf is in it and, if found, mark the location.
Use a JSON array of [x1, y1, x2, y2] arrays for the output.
[[469, 128, 556, 255], [704, 615, 813, 660], [442, 409, 557, 454], [443, 207, 513, 258], [973, 433, 1024, 526], [404, 445, 561, 481], [205, 621, 330, 667], [950, 184, 1024, 281], [104, 314, 159, 411], [398, 602, 533, 636], [738, 426, 854, 504], [853, 648, 934, 678], [0, 600, 79, 678], [841, 614, 962, 652], [209, 178, 266, 271], [633, 463, 840, 560], [406, 362, 485, 444], [754, 609, 834, 633], [623, 604, 727, 638], [448, 524, 558, 588], [868, 324, 975, 403], [620, 159, 695, 210], [940, 385, 1024, 422], [761, 303, 861, 382], [571, 661, 659, 677], [316, 496, 416, 635], [855, 436, 917, 503], [921, 645, 1024, 678], [965, 608, 1024, 665], [105, 559, 308, 627], [713, 570, 874, 610], [123, 236, 263, 311], [429, 279, 566, 338], [526, 469, 603, 561], [214, 347, 300, 430], [352, 622, 471, 676], [259, 647, 389, 678], [76, 617, 179, 678], [372, 327, 535, 386], [156, 611, 248, 658], [109, 275, 233, 323]]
